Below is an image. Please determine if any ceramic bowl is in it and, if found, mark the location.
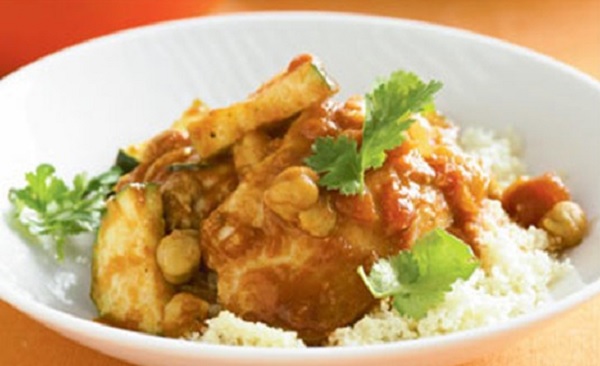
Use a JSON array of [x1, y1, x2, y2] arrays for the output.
[[0, 12, 598, 366]]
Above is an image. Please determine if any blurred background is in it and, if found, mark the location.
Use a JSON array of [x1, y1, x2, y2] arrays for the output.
[[1, 0, 599, 78]]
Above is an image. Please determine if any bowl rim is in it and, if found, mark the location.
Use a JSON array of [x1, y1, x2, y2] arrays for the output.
[[1, 10, 599, 361]]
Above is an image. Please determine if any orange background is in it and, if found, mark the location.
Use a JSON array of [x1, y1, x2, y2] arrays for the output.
[[1, 0, 599, 365]]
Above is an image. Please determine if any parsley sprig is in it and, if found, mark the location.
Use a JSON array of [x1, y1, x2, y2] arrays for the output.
[[358, 228, 479, 319], [306, 71, 442, 195], [8, 164, 121, 260]]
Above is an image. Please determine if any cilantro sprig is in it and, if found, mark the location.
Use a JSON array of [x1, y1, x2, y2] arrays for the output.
[[8, 164, 121, 260], [306, 71, 442, 195], [358, 228, 479, 319]]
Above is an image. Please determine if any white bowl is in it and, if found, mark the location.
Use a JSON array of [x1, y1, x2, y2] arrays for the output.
[[0, 12, 599, 366]]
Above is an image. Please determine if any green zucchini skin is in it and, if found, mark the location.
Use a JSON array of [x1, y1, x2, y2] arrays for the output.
[[115, 149, 139, 175]]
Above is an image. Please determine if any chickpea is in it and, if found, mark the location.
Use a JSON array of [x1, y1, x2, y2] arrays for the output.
[[299, 198, 337, 237], [540, 201, 587, 250], [264, 166, 320, 221], [157, 230, 201, 285], [163, 292, 209, 338]]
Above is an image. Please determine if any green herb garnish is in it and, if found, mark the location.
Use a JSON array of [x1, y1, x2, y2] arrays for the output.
[[8, 163, 121, 260], [306, 70, 442, 195], [358, 228, 479, 319]]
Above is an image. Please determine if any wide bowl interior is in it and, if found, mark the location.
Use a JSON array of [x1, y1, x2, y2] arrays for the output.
[[0, 12, 598, 366]]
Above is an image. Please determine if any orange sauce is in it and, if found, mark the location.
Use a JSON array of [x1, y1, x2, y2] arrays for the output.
[[502, 173, 570, 227]]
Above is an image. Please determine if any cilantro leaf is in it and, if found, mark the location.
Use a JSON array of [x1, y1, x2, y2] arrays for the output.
[[362, 71, 442, 171], [357, 259, 403, 297], [306, 70, 442, 195], [8, 164, 121, 261], [358, 228, 479, 319], [392, 289, 444, 320], [304, 136, 362, 194]]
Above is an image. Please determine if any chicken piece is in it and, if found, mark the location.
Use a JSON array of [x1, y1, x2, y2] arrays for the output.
[[201, 105, 374, 343], [201, 102, 486, 343]]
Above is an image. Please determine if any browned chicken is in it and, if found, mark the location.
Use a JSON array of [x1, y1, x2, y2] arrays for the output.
[[201, 99, 489, 344], [92, 55, 586, 344]]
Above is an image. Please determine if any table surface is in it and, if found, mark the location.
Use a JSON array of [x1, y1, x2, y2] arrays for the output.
[[1, 0, 599, 365]]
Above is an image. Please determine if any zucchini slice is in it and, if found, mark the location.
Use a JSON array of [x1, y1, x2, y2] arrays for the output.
[[91, 184, 173, 334], [187, 54, 338, 159]]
